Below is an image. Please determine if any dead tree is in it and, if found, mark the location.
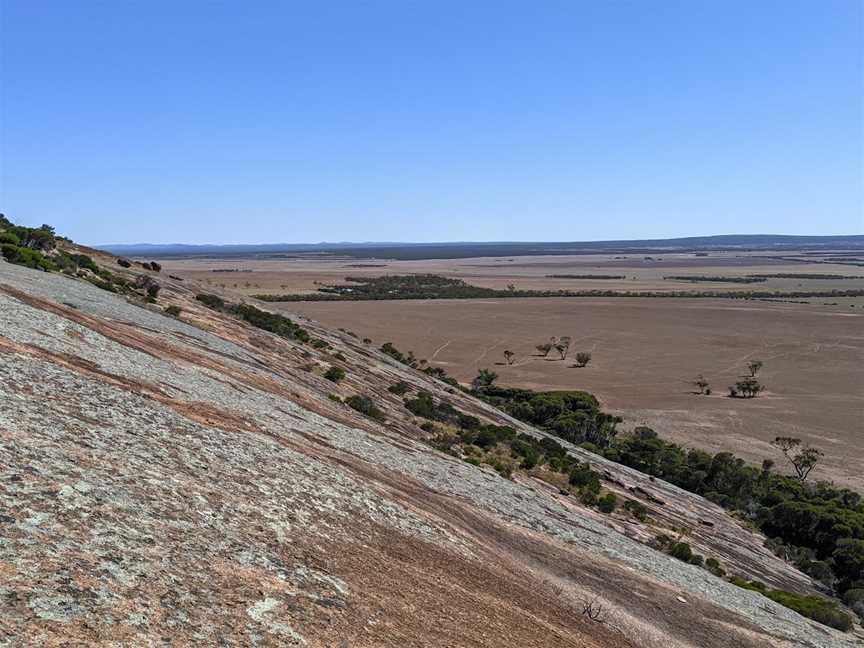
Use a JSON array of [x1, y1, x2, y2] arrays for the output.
[[554, 336, 572, 360], [582, 597, 606, 623]]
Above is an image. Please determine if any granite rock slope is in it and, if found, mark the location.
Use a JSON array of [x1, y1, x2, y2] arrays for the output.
[[0, 259, 859, 647]]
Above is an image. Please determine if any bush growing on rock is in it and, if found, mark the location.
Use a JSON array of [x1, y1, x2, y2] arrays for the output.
[[623, 499, 648, 521], [0, 232, 20, 246], [196, 293, 225, 309], [729, 577, 852, 631], [670, 542, 693, 563], [195, 294, 311, 343], [66, 253, 97, 273], [324, 367, 346, 383], [705, 557, 726, 577], [345, 395, 386, 422], [598, 493, 617, 513], [387, 381, 411, 395], [842, 589, 864, 620], [569, 463, 601, 492]]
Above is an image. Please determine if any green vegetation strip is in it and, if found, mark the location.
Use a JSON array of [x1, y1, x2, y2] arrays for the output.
[[195, 293, 310, 342], [253, 274, 864, 301], [546, 274, 625, 279], [664, 275, 767, 283]]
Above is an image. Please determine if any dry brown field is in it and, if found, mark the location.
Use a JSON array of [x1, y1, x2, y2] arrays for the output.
[[162, 251, 864, 295], [161, 252, 864, 488]]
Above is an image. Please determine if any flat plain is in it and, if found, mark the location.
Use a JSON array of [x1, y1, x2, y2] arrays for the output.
[[161, 251, 864, 489]]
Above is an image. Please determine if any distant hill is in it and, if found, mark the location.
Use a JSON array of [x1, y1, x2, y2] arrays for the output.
[[99, 234, 864, 260]]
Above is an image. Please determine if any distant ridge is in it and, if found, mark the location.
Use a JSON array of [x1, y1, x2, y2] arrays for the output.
[[98, 234, 864, 261]]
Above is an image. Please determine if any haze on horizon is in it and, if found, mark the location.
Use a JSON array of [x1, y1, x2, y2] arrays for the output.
[[1, 1, 862, 246]]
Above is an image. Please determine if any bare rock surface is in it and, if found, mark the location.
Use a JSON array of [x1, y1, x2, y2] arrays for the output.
[[0, 260, 860, 647]]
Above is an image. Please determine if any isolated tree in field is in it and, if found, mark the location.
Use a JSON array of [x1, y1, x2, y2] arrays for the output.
[[747, 360, 763, 377], [554, 336, 572, 360], [771, 436, 823, 481], [503, 350, 515, 365], [536, 341, 554, 357], [694, 374, 709, 394], [471, 368, 498, 391], [729, 376, 764, 398], [575, 352, 591, 367]]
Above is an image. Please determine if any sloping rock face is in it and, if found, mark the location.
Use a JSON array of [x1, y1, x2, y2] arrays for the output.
[[0, 260, 858, 647]]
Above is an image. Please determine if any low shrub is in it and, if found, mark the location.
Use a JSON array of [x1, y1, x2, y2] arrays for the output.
[[598, 493, 617, 513], [196, 293, 225, 309], [164, 305, 182, 317], [842, 589, 864, 620], [388, 381, 411, 395], [705, 557, 726, 577], [86, 277, 117, 292], [345, 395, 386, 422], [730, 577, 852, 631], [324, 367, 346, 383], [623, 499, 648, 521], [1, 244, 55, 271], [69, 253, 99, 273], [670, 542, 693, 563]]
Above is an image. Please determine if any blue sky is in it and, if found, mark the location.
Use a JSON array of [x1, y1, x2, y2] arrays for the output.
[[1, 1, 862, 245]]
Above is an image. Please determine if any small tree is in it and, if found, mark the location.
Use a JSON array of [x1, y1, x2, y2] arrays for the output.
[[554, 336, 572, 360], [747, 360, 763, 377], [694, 374, 709, 394], [771, 437, 823, 481], [575, 352, 591, 367], [503, 350, 515, 365], [536, 342, 553, 357], [730, 376, 764, 398], [471, 368, 498, 391]]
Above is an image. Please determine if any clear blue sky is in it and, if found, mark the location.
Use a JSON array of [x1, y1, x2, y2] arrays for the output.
[[1, 1, 862, 245]]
